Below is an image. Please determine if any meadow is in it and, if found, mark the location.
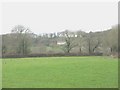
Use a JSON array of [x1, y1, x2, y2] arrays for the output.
[[2, 56, 118, 88]]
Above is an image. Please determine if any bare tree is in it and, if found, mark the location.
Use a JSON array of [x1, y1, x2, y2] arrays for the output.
[[86, 32, 102, 54], [92, 39, 100, 53], [102, 27, 118, 55], [84, 32, 92, 54], [63, 30, 76, 53], [2, 35, 7, 55], [76, 30, 86, 53], [11, 25, 31, 55]]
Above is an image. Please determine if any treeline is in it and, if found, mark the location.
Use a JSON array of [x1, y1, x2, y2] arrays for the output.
[[1, 25, 119, 58]]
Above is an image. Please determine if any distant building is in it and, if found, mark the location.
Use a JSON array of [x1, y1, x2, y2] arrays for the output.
[[75, 35, 78, 37], [57, 41, 66, 45]]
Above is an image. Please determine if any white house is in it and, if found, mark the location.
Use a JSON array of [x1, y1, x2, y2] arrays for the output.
[[57, 41, 66, 45]]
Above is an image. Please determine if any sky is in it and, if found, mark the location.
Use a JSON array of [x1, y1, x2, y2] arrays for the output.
[[1, 1, 118, 34]]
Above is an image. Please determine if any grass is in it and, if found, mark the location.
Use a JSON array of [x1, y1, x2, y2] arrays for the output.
[[2, 56, 118, 88]]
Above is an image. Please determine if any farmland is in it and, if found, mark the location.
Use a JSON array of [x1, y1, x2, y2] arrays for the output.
[[2, 56, 118, 88]]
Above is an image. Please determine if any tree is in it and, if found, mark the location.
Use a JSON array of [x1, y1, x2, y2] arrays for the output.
[[84, 31, 92, 54], [102, 27, 118, 55], [92, 40, 100, 53], [2, 35, 7, 55], [76, 30, 86, 53], [62, 30, 76, 53], [84, 31, 101, 54], [11, 25, 31, 55], [2, 45, 7, 55]]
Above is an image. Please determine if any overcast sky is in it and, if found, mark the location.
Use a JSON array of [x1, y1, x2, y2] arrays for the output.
[[2, 2, 118, 34]]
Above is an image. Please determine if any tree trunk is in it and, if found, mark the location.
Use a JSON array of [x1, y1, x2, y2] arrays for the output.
[[79, 47, 81, 53]]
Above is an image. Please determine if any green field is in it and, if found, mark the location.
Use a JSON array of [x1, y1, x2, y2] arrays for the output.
[[2, 56, 118, 88]]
